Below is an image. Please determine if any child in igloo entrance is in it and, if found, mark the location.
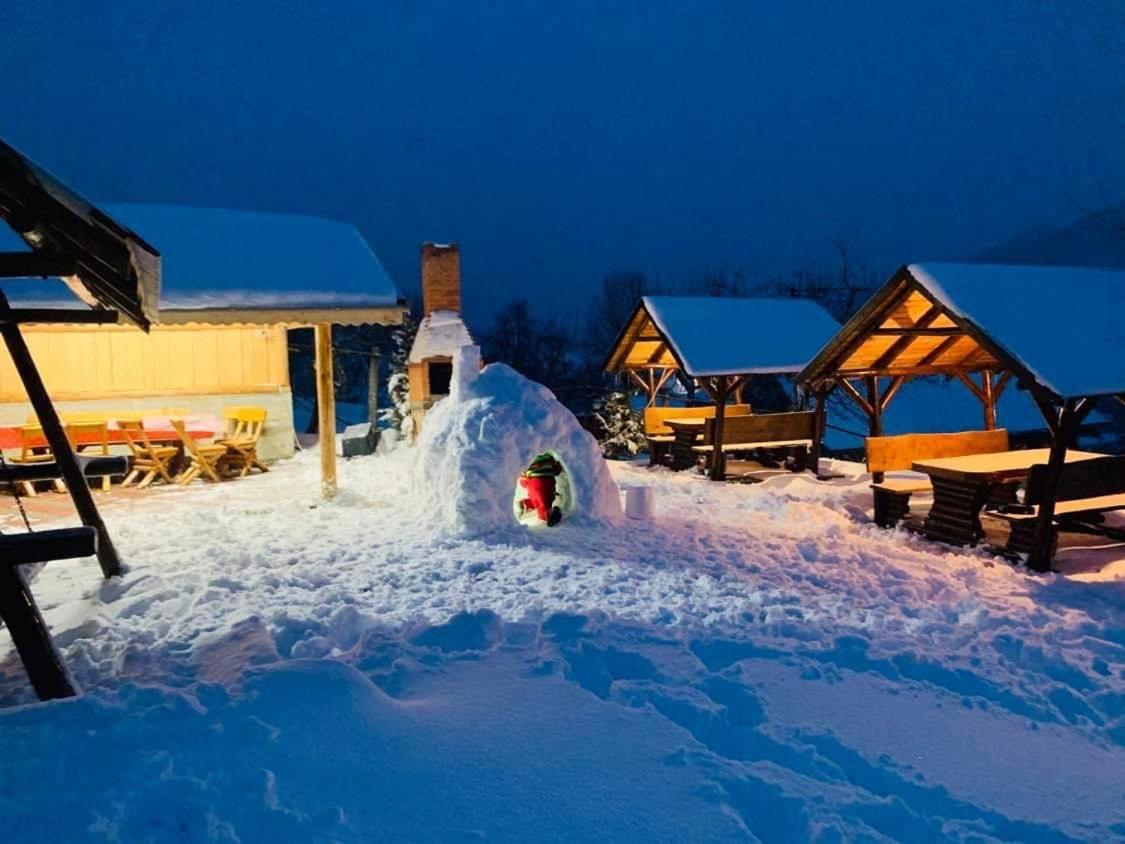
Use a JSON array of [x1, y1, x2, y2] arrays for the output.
[[518, 452, 565, 526]]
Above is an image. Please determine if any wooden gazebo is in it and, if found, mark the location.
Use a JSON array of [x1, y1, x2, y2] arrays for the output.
[[604, 295, 840, 477], [798, 262, 1125, 569]]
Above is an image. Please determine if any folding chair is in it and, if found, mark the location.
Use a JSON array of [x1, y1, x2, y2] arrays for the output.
[[218, 406, 268, 477], [6, 424, 64, 496], [64, 420, 113, 491], [171, 419, 227, 485], [117, 419, 178, 489]]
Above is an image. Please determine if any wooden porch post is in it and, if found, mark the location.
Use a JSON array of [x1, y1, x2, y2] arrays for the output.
[[1027, 398, 1078, 572], [0, 293, 121, 578], [315, 323, 337, 499]]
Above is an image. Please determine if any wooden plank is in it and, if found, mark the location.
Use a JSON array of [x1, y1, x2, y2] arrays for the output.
[[0, 308, 117, 325], [870, 327, 961, 336], [0, 527, 97, 566], [0, 252, 78, 278], [867, 429, 1009, 474], [1026, 454, 1125, 504], [837, 378, 873, 418], [643, 404, 750, 437], [711, 411, 817, 446], [315, 323, 337, 499]]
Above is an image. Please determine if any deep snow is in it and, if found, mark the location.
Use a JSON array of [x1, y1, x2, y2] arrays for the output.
[[1, 447, 1123, 841]]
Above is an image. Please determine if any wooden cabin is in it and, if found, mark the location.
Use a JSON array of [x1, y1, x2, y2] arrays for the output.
[[1, 204, 406, 462]]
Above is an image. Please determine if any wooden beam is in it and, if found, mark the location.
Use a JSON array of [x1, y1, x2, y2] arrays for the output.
[[0, 252, 78, 278], [626, 368, 649, 396], [0, 527, 97, 567], [836, 363, 996, 379], [1032, 394, 1061, 437], [992, 371, 1012, 401], [879, 375, 909, 414], [646, 342, 669, 364], [869, 304, 944, 371], [808, 385, 832, 477], [315, 323, 337, 499], [915, 334, 963, 368], [870, 327, 961, 337], [0, 291, 121, 577], [0, 308, 119, 325], [0, 566, 76, 699], [837, 378, 874, 418], [955, 371, 985, 403]]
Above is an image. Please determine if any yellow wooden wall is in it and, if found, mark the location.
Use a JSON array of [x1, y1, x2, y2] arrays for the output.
[[0, 324, 290, 402]]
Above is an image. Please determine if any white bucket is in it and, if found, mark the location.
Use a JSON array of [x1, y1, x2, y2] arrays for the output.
[[624, 486, 655, 520]]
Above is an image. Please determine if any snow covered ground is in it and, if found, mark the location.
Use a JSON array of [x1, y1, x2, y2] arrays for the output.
[[2, 449, 1124, 842]]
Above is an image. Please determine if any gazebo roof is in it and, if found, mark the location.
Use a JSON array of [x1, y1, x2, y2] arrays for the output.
[[604, 295, 839, 378], [799, 263, 1125, 401], [3, 203, 406, 327], [0, 140, 161, 328]]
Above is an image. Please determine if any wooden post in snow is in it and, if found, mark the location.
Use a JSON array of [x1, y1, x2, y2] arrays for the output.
[[0, 292, 121, 578], [315, 323, 337, 499]]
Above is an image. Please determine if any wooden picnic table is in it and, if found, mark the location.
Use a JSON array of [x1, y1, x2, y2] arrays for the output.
[[665, 418, 706, 471], [0, 425, 214, 451], [911, 448, 1106, 547]]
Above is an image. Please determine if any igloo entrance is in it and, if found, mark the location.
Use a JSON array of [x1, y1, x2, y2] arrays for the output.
[[512, 451, 575, 528]]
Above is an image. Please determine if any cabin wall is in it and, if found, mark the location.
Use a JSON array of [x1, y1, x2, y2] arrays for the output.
[[0, 324, 296, 461]]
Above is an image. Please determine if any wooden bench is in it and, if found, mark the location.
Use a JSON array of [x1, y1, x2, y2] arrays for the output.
[[987, 454, 1125, 558], [866, 429, 1009, 528], [643, 404, 750, 466], [693, 411, 816, 477]]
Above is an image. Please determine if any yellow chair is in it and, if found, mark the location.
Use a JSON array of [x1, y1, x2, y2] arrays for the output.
[[117, 419, 178, 489], [218, 407, 268, 477], [7, 424, 63, 496]]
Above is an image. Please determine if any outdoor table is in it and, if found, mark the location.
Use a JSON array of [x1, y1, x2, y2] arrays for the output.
[[0, 425, 216, 450], [666, 419, 706, 471], [911, 448, 1105, 547]]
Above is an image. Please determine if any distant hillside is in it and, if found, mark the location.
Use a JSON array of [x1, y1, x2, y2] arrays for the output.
[[976, 202, 1125, 267]]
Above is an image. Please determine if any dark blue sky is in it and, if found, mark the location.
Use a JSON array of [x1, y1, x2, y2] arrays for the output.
[[2, 1, 1122, 323]]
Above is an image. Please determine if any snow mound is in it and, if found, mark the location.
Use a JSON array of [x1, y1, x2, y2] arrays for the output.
[[412, 351, 623, 535]]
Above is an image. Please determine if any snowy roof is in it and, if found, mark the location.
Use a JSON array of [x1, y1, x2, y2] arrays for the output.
[[909, 263, 1124, 399], [605, 296, 840, 377], [408, 310, 475, 363], [3, 203, 405, 326], [800, 263, 1125, 400]]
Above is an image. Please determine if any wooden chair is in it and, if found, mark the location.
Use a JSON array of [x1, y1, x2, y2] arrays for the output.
[[6, 424, 64, 496], [866, 429, 1009, 528], [171, 419, 227, 485], [218, 406, 268, 476], [64, 420, 112, 491], [117, 419, 178, 489]]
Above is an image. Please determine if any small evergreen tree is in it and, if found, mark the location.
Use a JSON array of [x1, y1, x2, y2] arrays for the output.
[[379, 311, 419, 434], [595, 391, 646, 459]]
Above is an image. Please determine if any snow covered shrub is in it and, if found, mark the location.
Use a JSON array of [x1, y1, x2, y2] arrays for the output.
[[379, 311, 418, 436], [412, 349, 623, 536], [595, 391, 646, 459]]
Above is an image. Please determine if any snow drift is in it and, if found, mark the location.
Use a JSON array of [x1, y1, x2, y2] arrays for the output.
[[412, 348, 622, 535]]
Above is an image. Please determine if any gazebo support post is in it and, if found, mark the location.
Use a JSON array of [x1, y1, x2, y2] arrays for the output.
[[0, 292, 121, 578], [315, 323, 337, 499], [700, 375, 746, 481], [865, 376, 884, 482], [981, 370, 996, 430], [808, 383, 832, 477], [1027, 399, 1076, 572], [1027, 396, 1098, 571]]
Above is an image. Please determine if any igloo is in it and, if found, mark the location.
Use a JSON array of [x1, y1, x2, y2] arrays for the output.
[[412, 346, 623, 536]]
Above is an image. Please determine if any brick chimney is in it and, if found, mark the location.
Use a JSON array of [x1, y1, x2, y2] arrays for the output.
[[421, 242, 461, 316]]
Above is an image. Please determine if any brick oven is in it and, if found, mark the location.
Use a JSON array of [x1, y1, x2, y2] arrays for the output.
[[407, 242, 474, 435]]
